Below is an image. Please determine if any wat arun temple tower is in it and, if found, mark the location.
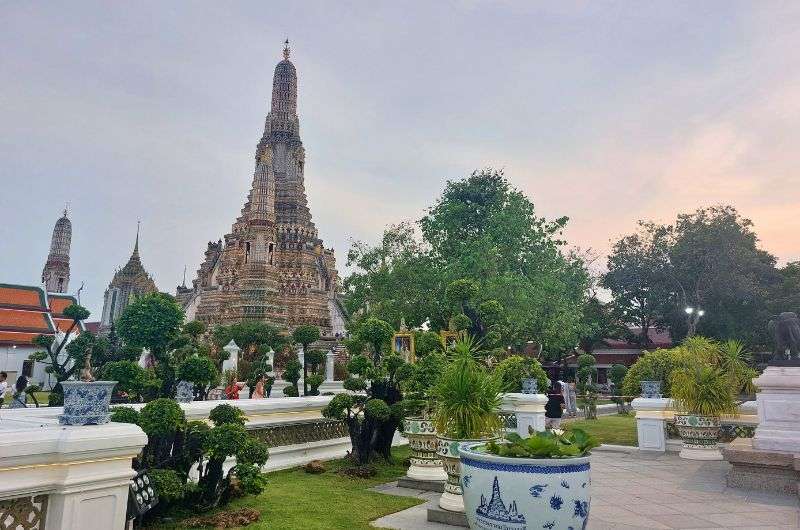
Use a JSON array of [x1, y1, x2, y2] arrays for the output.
[[178, 42, 345, 336]]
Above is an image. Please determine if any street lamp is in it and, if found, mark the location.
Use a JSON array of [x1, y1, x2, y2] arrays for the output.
[[685, 307, 705, 337]]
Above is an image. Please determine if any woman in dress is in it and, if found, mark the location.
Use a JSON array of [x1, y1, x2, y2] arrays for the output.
[[252, 375, 266, 399]]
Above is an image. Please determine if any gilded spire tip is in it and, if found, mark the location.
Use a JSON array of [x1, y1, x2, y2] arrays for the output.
[[283, 38, 290, 60]]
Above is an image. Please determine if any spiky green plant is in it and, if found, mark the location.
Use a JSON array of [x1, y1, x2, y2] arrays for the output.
[[433, 334, 502, 439], [670, 364, 737, 417]]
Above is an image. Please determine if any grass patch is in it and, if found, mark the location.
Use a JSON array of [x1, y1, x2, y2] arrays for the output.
[[565, 412, 637, 446], [150, 446, 422, 530], [3, 391, 50, 406]]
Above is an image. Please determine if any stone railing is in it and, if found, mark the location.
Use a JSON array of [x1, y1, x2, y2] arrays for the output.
[[0, 408, 147, 530], [632, 398, 758, 452]]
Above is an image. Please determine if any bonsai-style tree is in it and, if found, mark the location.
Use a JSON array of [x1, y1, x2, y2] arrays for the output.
[[101, 360, 160, 402], [609, 363, 629, 413], [413, 330, 442, 357], [401, 350, 447, 418], [323, 352, 411, 464], [304, 349, 327, 395], [283, 357, 302, 396], [177, 355, 220, 400], [357, 317, 394, 363], [117, 292, 185, 397], [494, 355, 549, 393], [292, 325, 320, 395], [576, 353, 599, 419]]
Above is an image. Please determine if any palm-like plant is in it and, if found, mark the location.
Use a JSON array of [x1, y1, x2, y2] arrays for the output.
[[670, 364, 737, 417], [433, 335, 502, 439]]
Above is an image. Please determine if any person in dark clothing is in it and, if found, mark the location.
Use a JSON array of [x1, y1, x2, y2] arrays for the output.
[[545, 383, 566, 429]]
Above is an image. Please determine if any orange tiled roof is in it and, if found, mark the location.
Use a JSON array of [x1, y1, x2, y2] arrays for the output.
[[0, 330, 42, 345], [52, 317, 79, 333], [48, 294, 77, 316], [0, 284, 47, 310], [0, 308, 53, 332]]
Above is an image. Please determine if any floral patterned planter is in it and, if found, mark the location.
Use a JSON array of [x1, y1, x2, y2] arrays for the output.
[[640, 380, 662, 399], [59, 381, 117, 426], [521, 378, 538, 394], [675, 414, 723, 460], [459, 442, 591, 530], [436, 435, 495, 512], [404, 418, 446, 482], [175, 380, 195, 403]]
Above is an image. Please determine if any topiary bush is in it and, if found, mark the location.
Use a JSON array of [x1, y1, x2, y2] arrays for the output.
[[101, 360, 158, 402], [177, 355, 220, 400], [149, 468, 187, 504], [110, 406, 141, 425], [283, 385, 299, 397], [209, 403, 246, 427], [493, 355, 549, 394], [622, 347, 695, 398]]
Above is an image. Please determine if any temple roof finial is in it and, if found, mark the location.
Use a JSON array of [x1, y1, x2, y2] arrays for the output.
[[283, 38, 290, 60], [133, 220, 140, 257]]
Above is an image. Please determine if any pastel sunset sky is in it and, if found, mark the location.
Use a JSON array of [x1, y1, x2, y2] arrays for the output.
[[1, 1, 798, 317]]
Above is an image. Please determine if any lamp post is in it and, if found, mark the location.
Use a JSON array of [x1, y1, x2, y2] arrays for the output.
[[684, 307, 705, 337]]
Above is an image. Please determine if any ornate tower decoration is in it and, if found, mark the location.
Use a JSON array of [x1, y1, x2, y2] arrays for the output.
[[42, 208, 71, 293], [100, 221, 158, 332], [181, 42, 344, 335]]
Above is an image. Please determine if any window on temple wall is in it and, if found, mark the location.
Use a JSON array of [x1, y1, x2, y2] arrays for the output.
[[245, 242, 251, 263], [268, 243, 274, 265], [58, 277, 64, 290]]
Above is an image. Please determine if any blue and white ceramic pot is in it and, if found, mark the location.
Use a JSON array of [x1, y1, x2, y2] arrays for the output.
[[59, 381, 117, 426], [459, 442, 591, 530], [640, 380, 662, 399], [175, 380, 195, 403], [521, 378, 538, 394], [437, 435, 497, 512], [404, 417, 446, 482]]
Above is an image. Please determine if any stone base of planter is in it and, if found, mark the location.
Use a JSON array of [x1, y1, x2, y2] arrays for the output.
[[680, 446, 724, 460], [723, 437, 800, 496], [427, 504, 468, 527], [438, 490, 464, 512], [397, 476, 445, 493]]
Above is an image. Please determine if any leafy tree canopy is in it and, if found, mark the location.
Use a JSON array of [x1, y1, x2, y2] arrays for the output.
[[117, 292, 185, 359]]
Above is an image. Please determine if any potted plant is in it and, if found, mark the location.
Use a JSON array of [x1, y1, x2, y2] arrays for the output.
[[59, 350, 117, 425], [433, 335, 502, 512], [494, 355, 549, 395], [670, 363, 737, 460], [460, 428, 598, 530], [402, 351, 447, 483]]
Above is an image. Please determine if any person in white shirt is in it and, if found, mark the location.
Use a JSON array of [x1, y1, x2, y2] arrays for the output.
[[0, 371, 8, 400]]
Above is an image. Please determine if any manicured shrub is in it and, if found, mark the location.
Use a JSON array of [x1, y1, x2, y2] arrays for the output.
[[110, 406, 140, 425], [209, 403, 246, 427], [283, 385, 299, 397], [494, 355, 549, 393], [149, 468, 186, 504], [139, 398, 186, 438]]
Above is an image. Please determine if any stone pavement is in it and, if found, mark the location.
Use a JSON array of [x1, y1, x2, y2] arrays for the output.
[[371, 447, 800, 530]]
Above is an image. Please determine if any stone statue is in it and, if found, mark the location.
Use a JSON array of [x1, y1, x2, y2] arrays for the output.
[[80, 349, 96, 382], [768, 312, 800, 365]]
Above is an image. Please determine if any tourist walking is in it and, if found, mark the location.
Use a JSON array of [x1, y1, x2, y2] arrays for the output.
[[545, 383, 566, 430]]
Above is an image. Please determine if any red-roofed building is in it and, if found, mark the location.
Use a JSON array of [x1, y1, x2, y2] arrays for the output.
[[0, 283, 85, 387], [561, 327, 673, 385]]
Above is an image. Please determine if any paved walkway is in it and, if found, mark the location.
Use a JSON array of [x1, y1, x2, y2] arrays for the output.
[[371, 448, 800, 530]]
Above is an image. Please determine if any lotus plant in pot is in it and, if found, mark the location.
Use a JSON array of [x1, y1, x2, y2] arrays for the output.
[[670, 363, 737, 460], [433, 335, 502, 513], [59, 349, 117, 426], [460, 428, 598, 530], [402, 351, 448, 484]]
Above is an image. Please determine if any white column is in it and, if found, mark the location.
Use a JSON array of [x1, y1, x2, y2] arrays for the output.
[[632, 397, 673, 452], [325, 349, 335, 382], [297, 345, 305, 388], [752, 366, 800, 453], [501, 393, 547, 435], [266, 348, 275, 377], [222, 340, 240, 377]]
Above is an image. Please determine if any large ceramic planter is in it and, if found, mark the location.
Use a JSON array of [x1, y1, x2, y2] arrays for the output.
[[459, 442, 591, 530], [404, 417, 446, 482], [59, 381, 117, 426], [675, 414, 723, 460], [640, 380, 662, 398], [437, 435, 495, 512]]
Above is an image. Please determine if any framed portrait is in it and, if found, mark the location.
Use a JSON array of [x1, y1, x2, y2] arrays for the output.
[[392, 332, 415, 362], [440, 331, 460, 350]]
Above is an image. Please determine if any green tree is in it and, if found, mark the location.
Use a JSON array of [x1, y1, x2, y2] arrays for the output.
[[602, 222, 672, 345], [577, 297, 626, 353], [356, 317, 394, 363], [177, 355, 220, 400], [769, 262, 800, 315], [292, 325, 320, 396]]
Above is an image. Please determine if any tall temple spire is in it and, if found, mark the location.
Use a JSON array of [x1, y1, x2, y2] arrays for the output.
[[133, 220, 140, 258], [42, 209, 72, 293], [283, 38, 290, 60]]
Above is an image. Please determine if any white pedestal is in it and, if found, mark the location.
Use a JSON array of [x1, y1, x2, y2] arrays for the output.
[[501, 393, 547, 436], [439, 490, 464, 512], [408, 463, 447, 482], [325, 350, 335, 383], [752, 366, 800, 454], [632, 397, 673, 452]]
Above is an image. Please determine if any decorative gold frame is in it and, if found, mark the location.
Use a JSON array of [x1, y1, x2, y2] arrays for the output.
[[440, 331, 460, 350], [392, 332, 415, 363]]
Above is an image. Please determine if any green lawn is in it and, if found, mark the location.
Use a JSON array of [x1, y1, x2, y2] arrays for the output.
[[2, 391, 50, 406], [150, 446, 422, 530], [565, 413, 638, 446]]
